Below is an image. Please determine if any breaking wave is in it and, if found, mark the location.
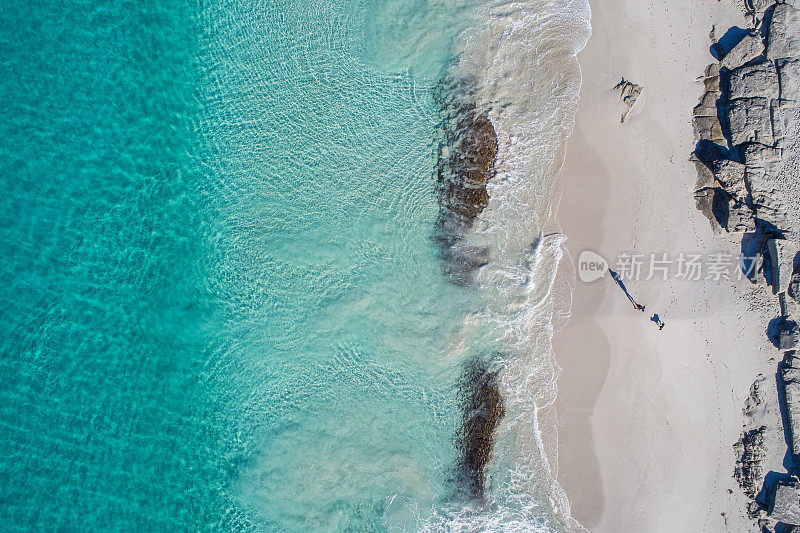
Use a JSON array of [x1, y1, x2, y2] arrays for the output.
[[423, 0, 591, 530]]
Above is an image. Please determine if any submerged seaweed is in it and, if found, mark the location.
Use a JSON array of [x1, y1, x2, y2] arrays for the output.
[[454, 357, 505, 501], [433, 76, 499, 286], [432, 77, 505, 502]]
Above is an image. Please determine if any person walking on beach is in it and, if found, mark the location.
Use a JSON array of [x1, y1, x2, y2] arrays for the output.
[[651, 314, 665, 330]]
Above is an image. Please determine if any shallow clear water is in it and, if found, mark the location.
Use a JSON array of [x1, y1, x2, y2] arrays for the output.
[[0, 0, 589, 530]]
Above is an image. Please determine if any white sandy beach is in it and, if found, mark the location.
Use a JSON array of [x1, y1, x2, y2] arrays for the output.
[[553, 0, 786, 531]]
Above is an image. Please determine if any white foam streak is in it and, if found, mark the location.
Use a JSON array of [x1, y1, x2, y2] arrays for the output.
[[437, 0, 591, 530]]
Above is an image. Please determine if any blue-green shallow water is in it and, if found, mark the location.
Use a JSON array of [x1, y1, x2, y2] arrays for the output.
[[0, 0, 484, 530]]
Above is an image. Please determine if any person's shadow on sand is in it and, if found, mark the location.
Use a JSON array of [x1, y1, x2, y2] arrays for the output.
[[608, 268, 645, 311]]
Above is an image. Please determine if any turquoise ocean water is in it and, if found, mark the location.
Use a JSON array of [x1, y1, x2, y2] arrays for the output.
[[1, 0, 589, 530]]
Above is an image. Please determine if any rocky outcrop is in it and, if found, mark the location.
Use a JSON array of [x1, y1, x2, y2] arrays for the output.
[[767, 3, 800, 60], [695, 3, 800, 527], [774, 317, 800, 349], [770, 478, 800, 525], [614, 78, 642, 123], [692, 0, 800, 241], [734, 425, 767, 501], [782, 352, 800, 459], [722, 30, 764, 68], [767, 238, 799, 293]]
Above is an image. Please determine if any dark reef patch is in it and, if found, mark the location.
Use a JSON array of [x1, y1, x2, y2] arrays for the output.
[[433, 76, 499, 286], [454, 358, 505, 501], [432, 77, 504, 503]]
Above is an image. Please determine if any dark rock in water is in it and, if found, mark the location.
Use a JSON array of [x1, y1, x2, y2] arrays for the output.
[[433, 77, 498, 286], [436, 110, 496, 223], [455, 358, 505, 501], [434, 78, 498, 228], [769, 316, 800, 350], [770, 478, 800, 525]]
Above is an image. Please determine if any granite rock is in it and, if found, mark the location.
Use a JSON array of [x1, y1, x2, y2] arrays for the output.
[[776, 318, 800, 350], [712, 159, 748, 200], [693, 115, 725, 144], [771, 477, 800, 525], [694, 187, 756, 234], [728, 61, 780, 100], [615, 78, 642, 123], [742, 142, 784, 172], [727, 97, 774, 145], [767, 238, 799, 293], [722, 31, 764, 68], [778, 59, 800, 101], [790, 270, 800, 303], [693, 68, 725, 144], [694, 89, 720, 118], [741, 143, 789, 230], [772, 98, 800, 149], [767, 3, 800, 60], [780, 353, 800, 455]]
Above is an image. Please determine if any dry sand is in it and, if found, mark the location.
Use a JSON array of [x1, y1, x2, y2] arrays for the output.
[[553, 0, 785, 531]]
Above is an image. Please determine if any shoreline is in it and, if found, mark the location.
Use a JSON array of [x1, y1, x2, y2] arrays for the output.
[[444, 1, 592, 528], [553, 0, 778, 530], [552, 125, 610, 529]]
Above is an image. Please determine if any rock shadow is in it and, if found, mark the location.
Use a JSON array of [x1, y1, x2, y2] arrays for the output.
[[712, 26, 752, 60], [768, 316, 800, 350], [756, 470, 794, 515]]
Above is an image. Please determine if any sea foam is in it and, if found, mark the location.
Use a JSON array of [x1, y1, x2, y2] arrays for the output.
[[426, 0, 591, 530]]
